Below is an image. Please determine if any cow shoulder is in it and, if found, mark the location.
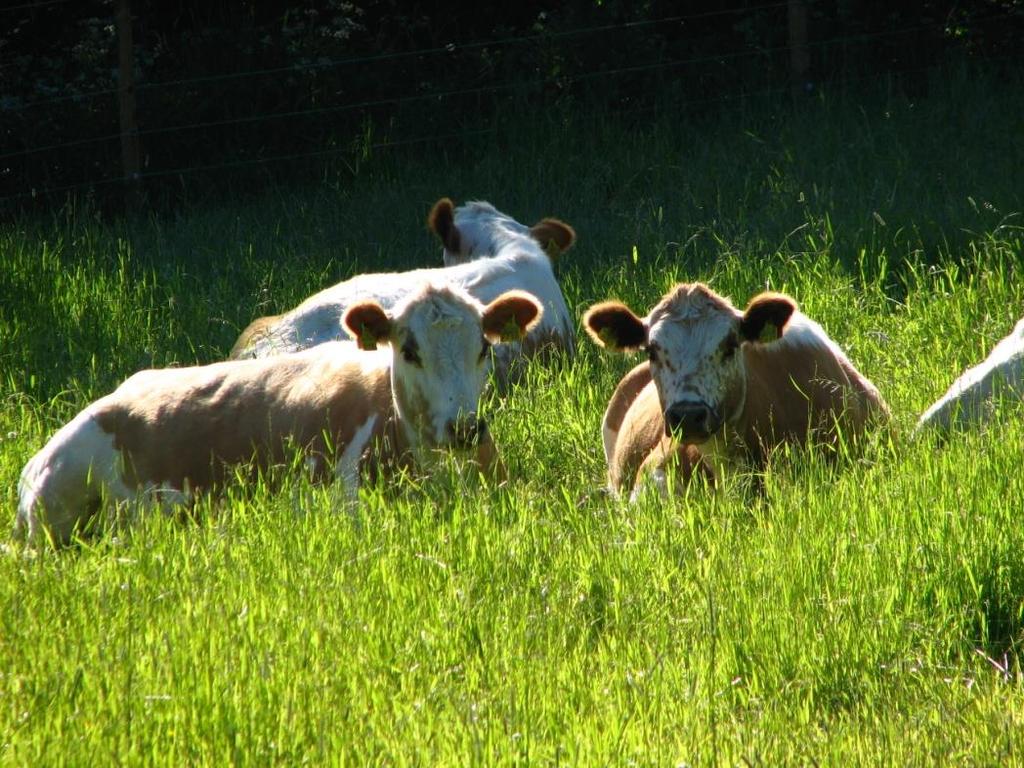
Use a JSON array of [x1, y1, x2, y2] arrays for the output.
[[602, 361, 652, 446], [740, 315, 885, 452]]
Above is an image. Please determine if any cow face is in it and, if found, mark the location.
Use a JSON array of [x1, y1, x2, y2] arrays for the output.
[[344, 284, 541, 451], [427, 198, 576, 267], [584, 284, 796, 444]]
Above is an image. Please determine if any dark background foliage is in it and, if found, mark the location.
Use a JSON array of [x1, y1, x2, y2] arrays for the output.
[[1, 0, 1021, 212]]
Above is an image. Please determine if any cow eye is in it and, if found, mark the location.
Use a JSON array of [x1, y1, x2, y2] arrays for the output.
[[401, 342, 421, 366], [479, 338, 491, 361], [722, 335, 739, 359], [646, 346, 658, 364]]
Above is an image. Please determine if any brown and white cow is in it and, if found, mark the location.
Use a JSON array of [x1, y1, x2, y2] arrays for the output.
[[583, 283, 888, 499], [17, 284, 541, 546], [230, 198, 575, 388]]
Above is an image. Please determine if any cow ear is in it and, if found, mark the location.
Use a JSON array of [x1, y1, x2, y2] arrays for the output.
[[583, 301, 647, 352], [529, 218, 576, 260], [343, 302, 392, 350], [427, 197, 461, 254], [481, 290, 543, 342], [739, 292, 796, 344]]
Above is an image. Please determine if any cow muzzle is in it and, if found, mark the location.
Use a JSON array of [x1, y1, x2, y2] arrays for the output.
[[664, 401, 721, 443]]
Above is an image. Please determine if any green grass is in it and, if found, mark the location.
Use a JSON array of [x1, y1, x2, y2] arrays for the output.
[[3, 65, 1024, 764]]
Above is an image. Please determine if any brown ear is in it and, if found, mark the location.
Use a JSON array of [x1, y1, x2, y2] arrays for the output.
[[342, 302, 392, 350], [739, 292, 797, 344], [481, 290, 543, 343], [583, 301, 647, 352], [529, 218, 576, 260], [427, 197, 460, 254]]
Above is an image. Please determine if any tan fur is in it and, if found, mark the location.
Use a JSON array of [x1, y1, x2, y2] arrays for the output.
[[608, 378, 664, 490], [737, 336, 886, 463], [92, 345, 410, 492], [603, 362, 652, 439]]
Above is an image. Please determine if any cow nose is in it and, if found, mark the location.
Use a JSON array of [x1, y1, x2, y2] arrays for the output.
[[664, 402, 720, 442], [447, 414, 486, 448]]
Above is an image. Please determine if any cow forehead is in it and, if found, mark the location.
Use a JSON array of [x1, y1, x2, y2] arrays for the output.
[[647, 285, 739, 355], [395, 286, 484, 343], [454, 201, 530, 253]]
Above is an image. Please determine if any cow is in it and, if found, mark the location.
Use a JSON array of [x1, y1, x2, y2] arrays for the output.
[[915, 316, 1024, 433], [16, 283, 542, 547], [229, 198, 576, 389], [583, 282, 889, 499]]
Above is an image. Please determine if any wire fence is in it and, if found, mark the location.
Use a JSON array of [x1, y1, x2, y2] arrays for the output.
[[2, 2, 1018, 208], [5, 1, 798, 113], [0, 0, 77, 12]]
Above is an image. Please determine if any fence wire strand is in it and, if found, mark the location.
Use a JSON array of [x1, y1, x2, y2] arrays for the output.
[[6, 0, 801, 112], [0, 59, 970, 206], [1, 11, 984, 165]]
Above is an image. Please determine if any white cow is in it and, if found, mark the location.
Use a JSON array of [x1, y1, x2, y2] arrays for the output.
[[230, 198, 575, 388], [17, 283, 542, 547], [916, 316, 1024, 432], [584, 283, 889, 499]]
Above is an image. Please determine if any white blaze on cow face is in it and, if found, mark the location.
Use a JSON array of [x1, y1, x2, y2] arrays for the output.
[[343, 284, 541, 452], [584, 284, 796, 444], [428, 198, 576, 267]]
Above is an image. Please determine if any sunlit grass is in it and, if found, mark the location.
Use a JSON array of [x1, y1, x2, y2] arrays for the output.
[[1, 67, 1023, 764]]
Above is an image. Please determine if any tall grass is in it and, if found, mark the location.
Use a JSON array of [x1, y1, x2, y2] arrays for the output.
[[2, 64, 1023, 764]]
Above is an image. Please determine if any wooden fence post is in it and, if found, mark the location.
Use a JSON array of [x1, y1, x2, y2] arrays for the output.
[[116, 0, 142, 209]]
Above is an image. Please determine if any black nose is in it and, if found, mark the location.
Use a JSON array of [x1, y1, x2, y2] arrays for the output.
[[447, 415, 487, 448], [664, 402, 719, 441]]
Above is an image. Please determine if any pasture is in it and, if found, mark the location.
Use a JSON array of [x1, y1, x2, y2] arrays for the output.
[[2, 67, 1024, 763]]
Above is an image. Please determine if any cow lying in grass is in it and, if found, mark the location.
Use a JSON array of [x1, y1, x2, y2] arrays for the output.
[[230, 198, 575, 388], [915, 316, 1024, 433], [583, 283, 888, 499], [17, 284, 541, 547]]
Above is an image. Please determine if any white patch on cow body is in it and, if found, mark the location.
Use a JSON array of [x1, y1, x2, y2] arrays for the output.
[[630, 464, 668, 503], [774, 311, 848, 360], [237, 201, 573, 378], [602, 423, 618, 467], [334, 413, 378, 499], [17, 408, 127, 546], [916, 316, 1024, 432]]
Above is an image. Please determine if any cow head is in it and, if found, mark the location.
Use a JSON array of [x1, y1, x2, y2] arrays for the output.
[[428, 197, 576, 266], [343, 283, 542, 452], [584, 284, 796, 444]]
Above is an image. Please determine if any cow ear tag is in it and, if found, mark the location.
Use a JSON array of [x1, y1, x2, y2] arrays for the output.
[[358, 323, 378, 351], [758, 323, 780, 343], [597, 326, 619, 348], [502, 316, 525, 341]]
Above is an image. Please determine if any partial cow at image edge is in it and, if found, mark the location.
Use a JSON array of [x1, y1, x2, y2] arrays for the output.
[[915, 316, 1024, 434]]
